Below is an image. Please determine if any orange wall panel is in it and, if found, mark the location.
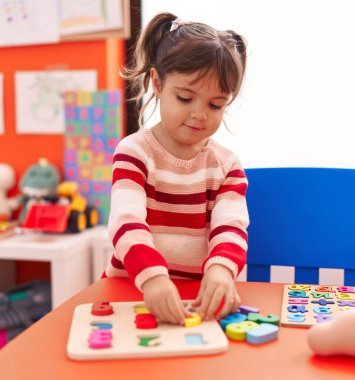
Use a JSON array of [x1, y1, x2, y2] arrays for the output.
[[0, 39, 125, 283]]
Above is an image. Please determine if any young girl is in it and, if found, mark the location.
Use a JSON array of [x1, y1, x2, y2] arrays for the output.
[[104, 12, 249, 325]]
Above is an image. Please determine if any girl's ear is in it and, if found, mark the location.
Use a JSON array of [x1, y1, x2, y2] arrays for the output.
[[150, 68, 162, 97]]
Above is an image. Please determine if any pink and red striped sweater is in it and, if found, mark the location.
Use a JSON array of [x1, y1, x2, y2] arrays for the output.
[[105, 128, 249, 291]]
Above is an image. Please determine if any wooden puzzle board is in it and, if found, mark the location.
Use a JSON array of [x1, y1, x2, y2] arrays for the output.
[[67, 301, 228, 361], [281, 284, 355, 327]]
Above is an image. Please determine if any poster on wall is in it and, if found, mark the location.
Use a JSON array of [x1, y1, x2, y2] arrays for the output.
[[15, 70, 98, 134], [0, 73, 4, 135], [0, 0, 59, 47], [63, 90, 124, 223], [59, 0, 123, 36]]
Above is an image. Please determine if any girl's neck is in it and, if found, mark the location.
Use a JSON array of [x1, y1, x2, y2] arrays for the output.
[[150, 123, 208, 161]]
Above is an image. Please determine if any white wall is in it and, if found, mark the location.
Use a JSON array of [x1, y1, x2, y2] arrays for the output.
[[142, 0, 355, 169]]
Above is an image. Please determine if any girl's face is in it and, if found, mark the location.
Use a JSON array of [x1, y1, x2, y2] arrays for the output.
[[151, 69, 232, 159]]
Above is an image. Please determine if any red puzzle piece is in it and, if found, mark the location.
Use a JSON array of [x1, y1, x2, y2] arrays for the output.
[[91, 301, 113, 316], [135, 313, 157, 329]]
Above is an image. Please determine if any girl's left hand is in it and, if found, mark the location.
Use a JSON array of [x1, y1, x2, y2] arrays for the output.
[[192, 264, 241, 320]]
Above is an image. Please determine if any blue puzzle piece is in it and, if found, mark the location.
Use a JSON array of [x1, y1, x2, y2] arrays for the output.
[[246, 323, 279, 345], [220, 312, 247, 331]]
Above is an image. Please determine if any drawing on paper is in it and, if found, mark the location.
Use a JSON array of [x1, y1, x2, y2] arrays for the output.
[[15, 71, 97, 134]]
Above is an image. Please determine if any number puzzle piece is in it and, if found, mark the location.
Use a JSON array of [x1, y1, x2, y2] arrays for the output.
[[288, 291, 309, 298], [135, 313, 158, 329], [238, 305, 260, 315], [133, 304, 150, 315], [287, 313, 306, 323], [247, 313, 280, 326], [220, 313, 247, 331], [89, 330, 112, 349], [91, 301, 113, 316], [337, 286, 355, 293], [311, 292, 333, 299], [288, 285, 311, 291], [336, 293, 355, 300], [313, 306, 333, 314], [287, 305, 309, 313], [184, 313, 202, 328], [90, 321, 113, 330], [315, 286, 336, 293], [137, 335, 160, 347], [226, 321, 258, 341], [311, 299, 335, 306], [288, 298, 309, 304], [246, 323, 279, 345], [314, 314, 333, 323], [338, 300, 355, 307]]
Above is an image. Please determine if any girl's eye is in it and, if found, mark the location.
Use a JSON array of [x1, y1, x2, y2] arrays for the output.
[[209, 103, 223, 110], [177, 96, 191, 103]]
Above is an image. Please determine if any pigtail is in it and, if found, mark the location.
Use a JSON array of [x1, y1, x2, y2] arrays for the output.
[[123, 12, 177, 104], [226, 30, 247, 71]]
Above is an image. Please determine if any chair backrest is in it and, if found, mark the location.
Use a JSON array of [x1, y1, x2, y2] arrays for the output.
[[245, 168, 355, 285]]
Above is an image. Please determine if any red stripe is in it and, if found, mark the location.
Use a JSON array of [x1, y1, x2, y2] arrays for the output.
[[111, 255, 125, 269], [123, 244, 168, 279], [112, 168, 145, 187], [209, 225, 248, 242], [217, 183, 247, 196], [146, 183, 218, 203], [203, 242, 246, 275], [113, 153, 148, 177], [227, 169, 246, 179], [168, 269, 203, 280], [145, 183, 207, 204], [147, 208, 207, 229], [112, 222, 150, 247], [108, 258, 203, 280]]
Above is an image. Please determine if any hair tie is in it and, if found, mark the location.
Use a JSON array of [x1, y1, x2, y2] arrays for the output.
[[170, 18, 191, 32]]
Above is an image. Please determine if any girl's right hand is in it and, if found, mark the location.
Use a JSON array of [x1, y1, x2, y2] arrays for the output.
[[142, 275, 191, 325]]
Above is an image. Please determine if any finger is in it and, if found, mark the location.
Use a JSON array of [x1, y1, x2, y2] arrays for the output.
[[236, 292, 241, 307], [204, 286, 225, 320], [198, 286, 216, 319], [215, 289, 236, 320], [167, 296, 185, 325], [191, 284, 204, 307], [155, 303, 171, 324], [183, 303, 194, 318]]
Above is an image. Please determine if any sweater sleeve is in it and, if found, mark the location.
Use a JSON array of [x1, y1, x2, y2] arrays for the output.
[[203, 155, 249, 279], [105, 138, 169, 290]]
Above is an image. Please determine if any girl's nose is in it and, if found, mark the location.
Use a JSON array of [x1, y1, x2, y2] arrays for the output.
[[191, 111, 207, 121]]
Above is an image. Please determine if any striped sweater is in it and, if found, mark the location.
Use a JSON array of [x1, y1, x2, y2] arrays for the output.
[[105, 128, 249, 291]]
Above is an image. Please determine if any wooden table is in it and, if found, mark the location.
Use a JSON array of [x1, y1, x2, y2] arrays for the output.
[[0, 278, 354, 380]]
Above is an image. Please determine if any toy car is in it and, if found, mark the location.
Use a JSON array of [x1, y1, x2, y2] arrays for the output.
[[21, 181, 99, 233]]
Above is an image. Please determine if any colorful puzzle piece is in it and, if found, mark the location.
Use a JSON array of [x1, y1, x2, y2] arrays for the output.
[[135, 313, 158, 329], [246, 323, 279, 345], [91, 301, 113, 316], [138, 336, 160, 347], [184, 313, 202, 328], [221, 305, 280, 345]]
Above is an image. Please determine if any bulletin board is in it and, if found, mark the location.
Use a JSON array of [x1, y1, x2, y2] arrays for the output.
[[0, 1, 130, 48]]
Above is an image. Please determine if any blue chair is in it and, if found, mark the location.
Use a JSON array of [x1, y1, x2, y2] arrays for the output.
[[245, 168, 355, 285]]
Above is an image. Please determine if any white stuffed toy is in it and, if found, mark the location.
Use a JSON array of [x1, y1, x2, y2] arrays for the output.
[[0, 163, 19, 221]]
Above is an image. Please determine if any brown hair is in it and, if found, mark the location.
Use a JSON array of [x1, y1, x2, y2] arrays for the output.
[[123, 12, 247, 128]]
